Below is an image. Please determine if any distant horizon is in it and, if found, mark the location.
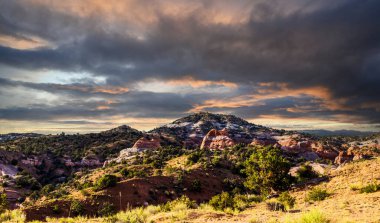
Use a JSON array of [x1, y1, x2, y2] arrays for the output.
[[0, 112, 378, 135]]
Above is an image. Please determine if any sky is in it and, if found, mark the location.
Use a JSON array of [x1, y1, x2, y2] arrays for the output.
[[0, 0, 380, 133]]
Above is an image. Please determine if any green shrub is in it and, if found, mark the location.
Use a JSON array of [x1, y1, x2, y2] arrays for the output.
[[94, 174, 118, 190], [52, 204, 60, 214], [209, 192, 253, 212], [266, 201, 285, 211], [29, 191, 40, 201], [98, 202, 116, 217], [232, 194, 253, 211], [306, 188, 330, 202], [161, 195, 196, 212], [278, 192, 295, 210], [222, 178, 244, 193], [120, 168, 130, 177], [0, 193, 7, 214], [41, 184, 55, 195], [349, 183, 361, 191], [296, 164, 319, 182], [211, 156, 222, 167], [244, 146, 292, 194], [209, 192, 234, 211], [190, 179, 202, 192], [70, 200, 84, 216], [284, 209, 329, 223], [0, 209, 26, 222], [120, 168, 147, 179], [186, 151, 203, 165], [15, 174, 41, 190], [359, 183, 379, 193], [113, 207, 146, 223]]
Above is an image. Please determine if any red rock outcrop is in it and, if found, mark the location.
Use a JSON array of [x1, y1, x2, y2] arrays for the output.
[[250, 138, 280, 147], [200, 128, 235, 150], [334, 151, 352, 165], [132, 136, 161, 149]]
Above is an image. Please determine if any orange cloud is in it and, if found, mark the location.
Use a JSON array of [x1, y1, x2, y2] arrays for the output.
[[167, 76, 238, 89], [191, 82, 350, 112], [27, 0, 251, 31], [0, 34, 51, 50]]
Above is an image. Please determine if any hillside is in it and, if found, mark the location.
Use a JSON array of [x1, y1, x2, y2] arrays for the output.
[[0, 112, 379, 222], [2, 157, 379, 223]]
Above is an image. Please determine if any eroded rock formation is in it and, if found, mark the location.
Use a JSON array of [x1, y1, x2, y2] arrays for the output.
[[200, 128, 235, 150]]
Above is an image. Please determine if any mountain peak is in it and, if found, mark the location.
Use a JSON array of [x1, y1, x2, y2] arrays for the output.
[[171, 112, 252, 126]]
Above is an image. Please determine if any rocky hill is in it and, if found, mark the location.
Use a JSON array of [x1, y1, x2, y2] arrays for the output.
[[150, 112, 275, 148]]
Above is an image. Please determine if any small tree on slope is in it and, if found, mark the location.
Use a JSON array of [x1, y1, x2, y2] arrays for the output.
[[244, 146, 292, 195]]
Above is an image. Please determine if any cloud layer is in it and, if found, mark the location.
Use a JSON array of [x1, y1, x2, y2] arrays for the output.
[[0, 0, 379, 133]]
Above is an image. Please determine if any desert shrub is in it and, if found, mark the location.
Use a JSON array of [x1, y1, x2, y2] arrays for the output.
[[79, 181, 93, 190], [120, 168, 130, 177], [41, 184, 55, 195], [349, 183, 361, 191], [211, 156, 222, 167], [222, 178, 245, 193], [209, 192, 234, 211], [0, 209, 26, 222], [187, 152, 202, 165], [15, 174, 41, 190], [190, 179, 202, 192], [113, 207, 146, 223], [0, 193, 7, 213], [70, 200, 84, 216], [29, 191, 40, 201], [98, 202, 116, 217], [306, 188, 330, 202], [278, 192, 296, 210], [266, 201, 285, 211], [244, 146, 292, 194], [94, 174, 118, 190], [120, 168, 146, 178], [284, 209, 329, 223], [161, 195, 196, 212], [359, 183, 379, 193], [209, 192, 254, 212], [52, 204, 60, 214], [296, 164, 319, 182], [232, 194, 253, 211]]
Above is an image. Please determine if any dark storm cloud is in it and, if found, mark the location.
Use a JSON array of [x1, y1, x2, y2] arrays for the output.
[[0, 0, 379, 126]]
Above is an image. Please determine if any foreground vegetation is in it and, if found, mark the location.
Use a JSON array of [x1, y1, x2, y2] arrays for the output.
[[1, 143, 379, 222]]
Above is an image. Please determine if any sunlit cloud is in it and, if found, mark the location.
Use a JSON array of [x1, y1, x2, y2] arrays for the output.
[[0, 34, 52, 50]]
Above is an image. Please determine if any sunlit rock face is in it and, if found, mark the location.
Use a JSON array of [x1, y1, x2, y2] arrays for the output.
[[132, 136, 161, 150], [104, 136, 161, 165], [200, 128, 235, 150], [250, 137, 280, 147]]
